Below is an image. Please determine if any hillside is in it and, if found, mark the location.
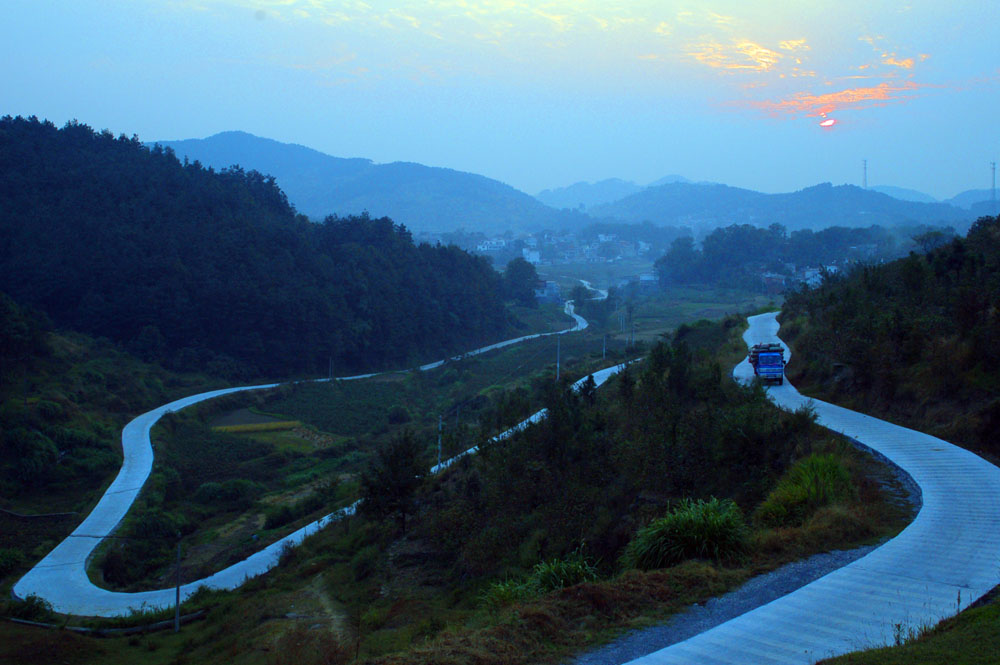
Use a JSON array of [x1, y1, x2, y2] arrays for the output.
[[151, 131, 586, 234], [0, 117, 511, 378], [869, 185, 937, 203], [945, 188, 994, 209], [780, 214, 1000, 459], [535, 178, 645, 210], [592, 182, 973, 233]]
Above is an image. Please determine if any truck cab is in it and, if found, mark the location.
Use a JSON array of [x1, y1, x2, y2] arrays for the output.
[[749, 343, 785, 385]]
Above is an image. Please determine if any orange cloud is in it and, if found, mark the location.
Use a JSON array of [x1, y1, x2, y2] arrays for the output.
[[778, 39, 809, 52], [883, 56, 914, 69], [740, 81, 925, 117], [689, 39, 782, 72]]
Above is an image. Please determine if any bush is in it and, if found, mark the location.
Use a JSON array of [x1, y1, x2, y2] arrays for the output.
[[262, 489, 327, 529], [0, 547, 25, 577], [9, 594, 55, 622], [621, 497, 748, 570], [480, 550, 599, 612], [531, 550, 598, 592], [481, 578, 535, 612], [387, 405, 411, 424], [351, 544, 380, 580], [754, 453, 855, 527], [193, 478, 264, 511]]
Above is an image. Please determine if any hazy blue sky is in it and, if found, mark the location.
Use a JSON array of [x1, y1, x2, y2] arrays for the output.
[[5, 1, 998, 198]]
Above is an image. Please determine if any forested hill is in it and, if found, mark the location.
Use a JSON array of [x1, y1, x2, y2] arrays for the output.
[[780, 214, 1000, 458], [0, 116, 510, 378]]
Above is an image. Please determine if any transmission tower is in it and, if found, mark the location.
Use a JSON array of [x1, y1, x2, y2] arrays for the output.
[[862, 159, 868, 189]]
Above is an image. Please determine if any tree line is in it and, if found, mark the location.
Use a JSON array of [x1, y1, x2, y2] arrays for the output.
[[0, 116, 512, 379], [655, 223, 954, 289]]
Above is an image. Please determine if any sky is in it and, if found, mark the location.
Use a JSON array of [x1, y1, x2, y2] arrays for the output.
[[4, 1, 998, 199]]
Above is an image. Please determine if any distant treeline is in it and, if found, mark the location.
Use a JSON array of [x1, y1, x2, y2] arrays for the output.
[[781, 214, 1000, 457], [655, 223, 955, 289], [0, 116, 511, 378]]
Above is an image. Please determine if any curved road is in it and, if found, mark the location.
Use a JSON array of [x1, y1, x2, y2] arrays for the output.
[[624, 312, 1000, 664], [19, 308, 999, 664], [13, 300, 612, 616]]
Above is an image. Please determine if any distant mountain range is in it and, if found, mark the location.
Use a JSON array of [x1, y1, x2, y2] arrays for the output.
[[869, 185, 997, 211], [945, 189, 995, 210], [535, 175, 694, 210], [150, 132, 586, 234], [536, 178, 645, 210], [590, 182, 973, 233], [869, 185, 938, 204], [152, 131, 988, 236]]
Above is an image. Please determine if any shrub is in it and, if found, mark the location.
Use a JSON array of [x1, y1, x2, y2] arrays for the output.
[[351, 544, 380, 580], [9, 594, 55, 622], [262, 490, 326, 529], [36, 399, 65, 421], [387, 405, 411, 425], [481, 578, 535, 612], [754, 453, 855, 527], [621, 497, 748, 570], [0, 547, 25, 577], [531, 550, 598, 592], [193, 478, 264, 511]]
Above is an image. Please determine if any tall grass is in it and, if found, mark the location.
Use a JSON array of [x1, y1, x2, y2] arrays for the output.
[[754, 453, 855, 527], [620, 497, 748, 570], [481, 550, 599, 611]]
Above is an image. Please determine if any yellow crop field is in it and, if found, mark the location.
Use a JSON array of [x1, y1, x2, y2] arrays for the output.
[[211, 421, 302, 433]]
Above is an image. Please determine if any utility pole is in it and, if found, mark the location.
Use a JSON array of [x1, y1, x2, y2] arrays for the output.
[[862, 159, 868, 189], [602, 334, 606, 360], [437, 414, 442, 468], [174, 536, 181, 633], [556, 336, 560, 381]]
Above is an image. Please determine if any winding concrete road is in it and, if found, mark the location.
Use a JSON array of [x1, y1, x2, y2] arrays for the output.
[[13, 300, 612, 616], [624, 312, 1000, 664]]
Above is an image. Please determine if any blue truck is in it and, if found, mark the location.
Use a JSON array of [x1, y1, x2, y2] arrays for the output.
[[749, 343, 785, 385]]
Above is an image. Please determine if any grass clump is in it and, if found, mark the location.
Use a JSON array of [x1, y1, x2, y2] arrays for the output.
[[531, 550, 599, 592], [482, 550, 599, 612], [621, 497, 748, 570], [754, 452, 855, 527]]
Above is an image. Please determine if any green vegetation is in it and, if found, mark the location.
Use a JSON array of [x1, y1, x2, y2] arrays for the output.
[[212, 421, 302, 433], [502, 256, 541, 307], [656, 223, 953, 289], [754, 451, 856, 527], [775, 215, 1000, 664], [0, 307, 913, 665], [621, 498, 748, 570], [781, 214, 1000, 459], [0, 293, 214, 589], [818, 601, 1000, 664], [0, 116, 514, 379]]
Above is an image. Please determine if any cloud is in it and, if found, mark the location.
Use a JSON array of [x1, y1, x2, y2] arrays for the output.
[[689, 39, 783, 72], [883, 56, 914, 69], [778, 39, 809, 52], [739, 80, 926, 117]]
